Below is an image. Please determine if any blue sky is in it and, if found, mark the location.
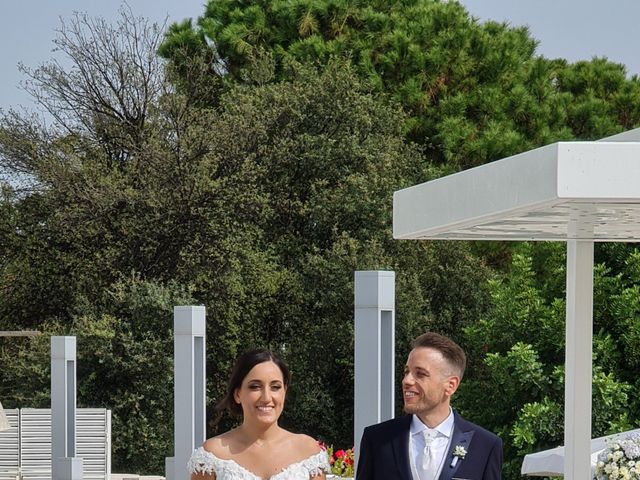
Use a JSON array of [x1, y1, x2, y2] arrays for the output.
[[1, 0, 639, 113], [0, 0, 204, 112], [461, 0, 640, 75]]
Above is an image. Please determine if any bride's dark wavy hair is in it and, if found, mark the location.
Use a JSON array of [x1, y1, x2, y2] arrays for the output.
[[216, 348, 291, 417]]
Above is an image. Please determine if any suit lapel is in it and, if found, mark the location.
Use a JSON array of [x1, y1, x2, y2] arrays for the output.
[[439, 413, 475, 480], [391, 415, 414, 480]]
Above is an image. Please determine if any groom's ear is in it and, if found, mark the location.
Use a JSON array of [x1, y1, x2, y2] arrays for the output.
[[444, 375, 460, 397]]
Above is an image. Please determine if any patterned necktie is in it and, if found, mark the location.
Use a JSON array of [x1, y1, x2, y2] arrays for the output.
[[422, 430, 438, 480]]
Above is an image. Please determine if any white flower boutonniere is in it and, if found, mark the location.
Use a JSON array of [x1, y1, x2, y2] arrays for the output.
[[450, 445, 468, 468]]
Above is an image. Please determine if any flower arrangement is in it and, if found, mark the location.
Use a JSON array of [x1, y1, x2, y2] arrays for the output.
[[318, 442, 354, 477], [594, 433, 640, 479]]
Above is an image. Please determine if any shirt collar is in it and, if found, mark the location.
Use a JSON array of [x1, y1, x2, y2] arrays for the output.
[[410, 408, 454, 438]]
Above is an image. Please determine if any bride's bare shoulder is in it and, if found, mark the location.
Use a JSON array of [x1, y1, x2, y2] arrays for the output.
[[286, 432, 323, 457], [202, 430, 240, 458]]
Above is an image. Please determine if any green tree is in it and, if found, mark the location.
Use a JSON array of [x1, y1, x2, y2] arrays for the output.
[[0, 276, 198, 473], [161, 0, 580, 169], [556, 57, 640, 138], [0, 9, 275, 472], [457, 243, 638, 478], [200, 59, 495, 444]]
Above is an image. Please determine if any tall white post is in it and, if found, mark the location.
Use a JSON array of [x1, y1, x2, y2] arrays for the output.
[[354, 271, 395, 468], [564, 240, 593, 480], [166, 306, 206, 480], [51, 336, 83, 480]]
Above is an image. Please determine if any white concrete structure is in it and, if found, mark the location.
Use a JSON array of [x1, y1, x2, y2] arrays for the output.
[[165, 306, 206, 480], [51, 336, 83, 480], [393, 128, 640, 480], [354, 271, 395, 467], [521, 428, 640, 476]]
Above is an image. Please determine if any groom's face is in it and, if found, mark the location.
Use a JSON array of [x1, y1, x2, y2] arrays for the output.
[[402, 347, 457, 419]]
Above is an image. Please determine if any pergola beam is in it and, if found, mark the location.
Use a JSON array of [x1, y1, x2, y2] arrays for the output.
[[394, 141, 640, 242]]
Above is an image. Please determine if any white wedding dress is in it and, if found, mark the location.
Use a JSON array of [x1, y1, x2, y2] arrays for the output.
[[188, 446, 331, 480]]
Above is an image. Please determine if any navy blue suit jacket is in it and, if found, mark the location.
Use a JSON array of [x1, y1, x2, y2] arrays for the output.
[[356, 412, 502, 480]]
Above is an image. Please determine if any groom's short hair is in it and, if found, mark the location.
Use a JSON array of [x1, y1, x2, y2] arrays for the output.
[[411, 332, 466, 380]]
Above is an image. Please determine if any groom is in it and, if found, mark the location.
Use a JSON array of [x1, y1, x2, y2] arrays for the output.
[[356, 332, 502, 480]]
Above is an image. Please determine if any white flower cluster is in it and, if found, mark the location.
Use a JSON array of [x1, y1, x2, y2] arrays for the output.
[[453, 445, 467, 459], [595, 434, 640, 480]]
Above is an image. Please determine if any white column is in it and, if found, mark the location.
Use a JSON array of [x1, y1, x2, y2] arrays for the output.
[[166, 306, 206, 480], [354, 271, 395, 468], [564, 240, 593, 480], [51, 336, 83, 480]]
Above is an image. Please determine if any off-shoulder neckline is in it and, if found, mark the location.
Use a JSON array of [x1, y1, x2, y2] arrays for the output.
[[194, 446, 326, 480]]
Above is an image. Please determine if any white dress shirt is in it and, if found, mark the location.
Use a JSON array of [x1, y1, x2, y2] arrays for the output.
[[409, 409, 455, 480]]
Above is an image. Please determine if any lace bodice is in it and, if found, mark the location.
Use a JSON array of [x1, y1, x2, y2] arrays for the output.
[[188, 446, 331, 480]]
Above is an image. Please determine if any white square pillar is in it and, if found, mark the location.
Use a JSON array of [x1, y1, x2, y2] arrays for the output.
[[52, 457, 83, 480], [166, 306, 206, 480], [354, 271, 395, 468], [51, 336, 83, 480], [564, 240, 593, 480]]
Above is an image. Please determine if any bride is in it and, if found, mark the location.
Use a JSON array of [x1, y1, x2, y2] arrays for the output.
[[188, 349, 330, 480]]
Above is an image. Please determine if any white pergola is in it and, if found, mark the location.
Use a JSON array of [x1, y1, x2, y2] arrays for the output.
[[393, 128, 640, 479]]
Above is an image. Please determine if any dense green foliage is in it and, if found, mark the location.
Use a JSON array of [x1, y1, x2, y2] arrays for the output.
[[458, 243, 638, 477], [160, 0, 640, 170], [2, 1, 640, 478]]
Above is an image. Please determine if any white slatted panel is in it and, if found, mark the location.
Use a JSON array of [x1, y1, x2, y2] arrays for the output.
[[20, 410, 51, 480], [0, 409, 110, 480], [0, 409, 19, 480], [76, 409, 109, 480]]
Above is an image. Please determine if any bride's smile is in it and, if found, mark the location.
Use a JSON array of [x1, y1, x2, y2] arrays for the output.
[[233, 360, 287, 425]]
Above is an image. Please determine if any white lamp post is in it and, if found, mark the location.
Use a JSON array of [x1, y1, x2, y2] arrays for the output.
[[51, 336, 83, 480], [166, 306, 206, 480], [354, 271, 395, 468]]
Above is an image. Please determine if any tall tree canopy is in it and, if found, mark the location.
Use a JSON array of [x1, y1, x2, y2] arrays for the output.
[[161, 0, 640, 170]]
